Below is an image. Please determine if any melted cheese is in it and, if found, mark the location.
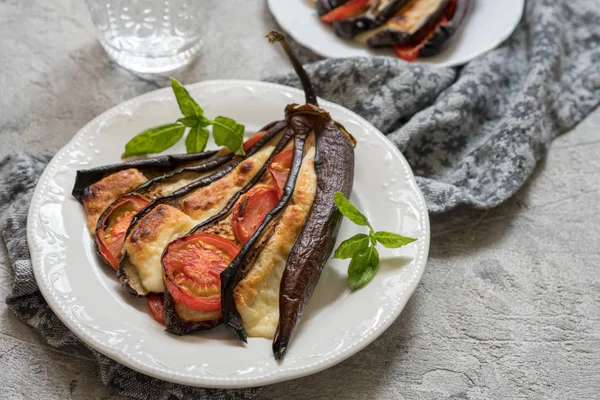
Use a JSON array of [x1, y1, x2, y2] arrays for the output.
[[144, 170, 210, 199], [176, 303, 221, 323], [82, 168, 147, 232], [180, 141, 277, 222], [355, 0, 442, 44], [234, 135, 317, 338], [123, 134, 281, 295], [124, 205, 195, 293]]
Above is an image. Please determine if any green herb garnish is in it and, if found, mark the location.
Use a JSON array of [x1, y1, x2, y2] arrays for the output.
[[333, 192, 417, 290], [122, 78, 245, 158]]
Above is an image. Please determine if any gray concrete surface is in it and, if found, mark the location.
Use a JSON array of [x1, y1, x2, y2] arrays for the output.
[[1, 0, 600, 399]]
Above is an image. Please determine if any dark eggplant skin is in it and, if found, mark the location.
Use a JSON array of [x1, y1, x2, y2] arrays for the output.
[[220, 125, 310, 342], [124, 120, 288, 239], [162, 286, 221, 336], [117, 120, 289, 298], [365, 0, 450, 48], [420, 0, 470, 57], [273, 116, 355, 360], [263, 31, 355, 359], [332, 0, 411, 39], [316, 0, 350, 16], [71, 150, 218, 202]]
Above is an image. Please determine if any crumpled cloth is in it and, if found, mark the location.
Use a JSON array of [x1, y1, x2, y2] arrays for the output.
[[268, 0, 600, 213], [2, 0, 600, 398]]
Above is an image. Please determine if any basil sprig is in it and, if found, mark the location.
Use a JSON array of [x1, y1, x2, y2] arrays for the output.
[[333, 192, 417, 290], [122, 78, 245, 158]]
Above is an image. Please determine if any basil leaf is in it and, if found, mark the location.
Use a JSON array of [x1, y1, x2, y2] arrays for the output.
[[171, 78, 203, 118], [122, 123, 186, 158], [348, 245, 380, 291], [211, 116, 246, 155], [334, 192, 370, 227], [334, 233, 370, 259], [177, 117, 198, 127], [185, 125, 209, 153], [373, 231, 417, 248]]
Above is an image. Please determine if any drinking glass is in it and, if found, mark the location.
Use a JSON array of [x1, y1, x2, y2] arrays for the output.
[[85, 0, 205, 73]]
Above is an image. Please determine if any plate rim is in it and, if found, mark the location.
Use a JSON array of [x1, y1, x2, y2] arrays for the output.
[[267, 0, 525, 68], [27, 79, 431, 388]]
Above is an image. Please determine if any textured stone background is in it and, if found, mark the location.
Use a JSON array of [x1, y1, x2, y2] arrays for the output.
[[1, 1, 600, 399]]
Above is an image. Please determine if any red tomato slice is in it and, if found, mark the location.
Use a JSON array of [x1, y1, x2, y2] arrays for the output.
[[96, 194, 149, 270], [320, 0, 371, 23], [242, 130, 268, 152], [147, 295, 166, 325], [268, 148, 293, 196], [162, 233, 240, 312], [393, 15, 449, 62], [232, 187, 280, 244]]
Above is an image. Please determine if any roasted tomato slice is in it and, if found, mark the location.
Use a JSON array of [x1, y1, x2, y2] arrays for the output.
[[147, 295, 166, 325], [393, 0, 456, 62], [320, 0, 371, 23], [232, 187, 280, 244], [242, 130, 268, 152], [393, 15, 449, 61], [269, 148, 293, 196], [162, 233, 240, 312], [95, 194, 149, 270]]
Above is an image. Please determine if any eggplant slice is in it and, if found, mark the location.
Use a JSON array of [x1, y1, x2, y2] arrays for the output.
[[355, 0, 451, 48], [332, 0, 411, 39], [218, 32, 355, 360], [118, 121, 290, 298], [419, 0, 470, 57], [91, 122, 283, 269], [72, 150, 218, 202], [73, 31, 356, 360]]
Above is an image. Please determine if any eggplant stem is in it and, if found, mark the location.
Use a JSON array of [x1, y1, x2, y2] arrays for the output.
[[266, 31, 318, 106]]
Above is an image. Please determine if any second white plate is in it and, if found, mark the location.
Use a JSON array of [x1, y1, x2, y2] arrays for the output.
[[28, 80, 430, 388], [268, 0, 524, 68]]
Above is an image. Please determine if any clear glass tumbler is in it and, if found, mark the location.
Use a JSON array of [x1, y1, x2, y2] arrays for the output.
[[85, 0, 205, 73]]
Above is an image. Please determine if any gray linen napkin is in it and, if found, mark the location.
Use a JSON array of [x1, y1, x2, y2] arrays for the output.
[[2, 0, 600, 398]]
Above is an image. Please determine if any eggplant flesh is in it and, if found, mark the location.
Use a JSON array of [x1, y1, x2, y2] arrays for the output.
[[354, 0, 450, 48], [332, 0, 411, 39]]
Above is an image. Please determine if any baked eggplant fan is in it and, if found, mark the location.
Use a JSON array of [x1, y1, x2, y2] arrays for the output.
[[72, 31, 356, 360], [317, 0, 471, 62]]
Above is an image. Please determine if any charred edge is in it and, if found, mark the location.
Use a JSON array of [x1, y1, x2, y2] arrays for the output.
[[123, 120, 288, 241], [266, 31, 318, 107], [316, 0, 349, 16], [420, 0, 471, 57], [332, 0, 411, 39], [116, 251, 147, 298], [190, 126, 295, 234], [272, 119, 354, 360], [133, 153, 235, 195], [71, 150, 218, 202], [163, 288, 222, 336], [220, 131, 309, 342], [366, 0, 450, 48]]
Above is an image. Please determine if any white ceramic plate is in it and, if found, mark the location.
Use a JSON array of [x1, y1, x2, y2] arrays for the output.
[[268, 0, 525, 68], [28, 80, 430, 388]]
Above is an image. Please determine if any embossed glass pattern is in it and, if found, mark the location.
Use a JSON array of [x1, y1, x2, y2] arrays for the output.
[[86, 0, 204, 73]]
